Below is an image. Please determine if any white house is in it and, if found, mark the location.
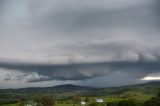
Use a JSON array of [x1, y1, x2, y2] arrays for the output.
[[96, 99, 103, 103], [25, 101, 37, 106], [26, 104, 32, 106], [80, 101, 86, 105]]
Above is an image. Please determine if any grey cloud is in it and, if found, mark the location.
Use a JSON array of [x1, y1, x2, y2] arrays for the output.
[[1, 40, 160, 84], [79, 72, 146, 87], [46, 40, 160, 63], [28, 0, 159, 38], [0, 62, 110, 82], [0, 0, 160, 88], [29, 3, 134, 31], [0, 59, 160, 83]]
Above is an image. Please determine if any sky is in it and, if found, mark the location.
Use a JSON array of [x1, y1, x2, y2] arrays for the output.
[[0, 0, 160, 88]]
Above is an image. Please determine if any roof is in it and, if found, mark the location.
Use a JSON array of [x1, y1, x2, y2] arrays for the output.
[[26, 101, 37, 106], [96, 98, 103, 102]]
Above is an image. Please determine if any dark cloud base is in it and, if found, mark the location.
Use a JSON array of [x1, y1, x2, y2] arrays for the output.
[[0, 0, 160, 88], [0, 60, 160, 82]]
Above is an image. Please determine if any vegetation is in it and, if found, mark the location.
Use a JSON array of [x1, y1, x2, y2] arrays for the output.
[[18, 97, 27, 106], [143, 90, 160, 106], [34, 95, 55, 106], [0, 82, 160, 106]]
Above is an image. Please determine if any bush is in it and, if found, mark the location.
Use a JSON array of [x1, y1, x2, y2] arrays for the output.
[[88, 102, 105, 106], [143, 89, 160, 106], [34, 95, 55, 106], [118, 100, 140, 106], [143, 97, 160, 106], [107, 99, 141, 106]]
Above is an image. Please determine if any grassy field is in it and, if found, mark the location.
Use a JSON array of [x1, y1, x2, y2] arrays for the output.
[[2, 97, 126, 106], [1, 82, 159, 106], [1, 93, 153, 106], [55, 103, 79, 106], [3, 103, 79, 106], [2, 103, 18, 106]]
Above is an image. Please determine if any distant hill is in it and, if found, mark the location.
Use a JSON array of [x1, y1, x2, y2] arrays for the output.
[[0, 84, 93, 94], [0, 81, 159, 104], [140, 81, 160, 86], [86, 81, 160, 96], [52, 84, 92, 90], [0, 81, 160, 93]]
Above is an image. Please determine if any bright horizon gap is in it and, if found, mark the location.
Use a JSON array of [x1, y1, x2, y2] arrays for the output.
[[141, 77, 160, 81]]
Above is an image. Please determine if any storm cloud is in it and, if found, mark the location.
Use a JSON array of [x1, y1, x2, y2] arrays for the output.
[[0, 0, 160, 88]]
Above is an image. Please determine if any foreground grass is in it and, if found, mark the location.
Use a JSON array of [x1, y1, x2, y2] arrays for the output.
[[2, 103, 18, 106], [2, 94, 151, 106], [3, 103, 79, 106], [55, 103, 79, 106]]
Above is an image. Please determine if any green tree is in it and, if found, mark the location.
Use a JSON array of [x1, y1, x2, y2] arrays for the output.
[[85, 97, 90, 103], [118, 100, 140, 106], [158, 89, 160, 97], [143, 97, 160, 106], [143, 89, 160, 106], [72, 96, 81, 104], [88, 102, 98, 106], [34, 95, 54, 106], [19, 97, 27, 106], [89, 102, 105, 106]]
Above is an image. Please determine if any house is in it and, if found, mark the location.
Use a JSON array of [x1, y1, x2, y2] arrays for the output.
[[80, 101, 86, 105], [96, 98, 103, 103], [25, 101, 37, 106]]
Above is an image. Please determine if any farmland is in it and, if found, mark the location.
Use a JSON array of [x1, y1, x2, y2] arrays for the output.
[[0, 81, 160, 106]]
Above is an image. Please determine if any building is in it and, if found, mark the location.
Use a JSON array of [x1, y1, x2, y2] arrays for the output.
[[96, 99, 103, 103], [25, 101, 37, 106], [80, 101, 86, 105]]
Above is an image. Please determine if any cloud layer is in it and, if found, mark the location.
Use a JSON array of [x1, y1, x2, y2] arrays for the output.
[[0, 0, 160, 88]]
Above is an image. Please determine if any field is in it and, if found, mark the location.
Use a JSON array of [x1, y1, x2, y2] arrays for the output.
[[0, 81, 160, 106], [2, 96, 151, 106]]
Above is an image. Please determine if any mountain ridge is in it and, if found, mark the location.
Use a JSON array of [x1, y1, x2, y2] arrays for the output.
[[0, 81, 160, 90]]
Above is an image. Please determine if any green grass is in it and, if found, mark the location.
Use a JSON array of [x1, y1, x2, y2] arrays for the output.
[[4, 103, 80, 106], [104, 97, 125, 103], [89, 96, 125, 103], [1, 92, 153, 106], [2, 103, 18, 106], [55, 103, 80, 106], [119, 91, 152, 103]]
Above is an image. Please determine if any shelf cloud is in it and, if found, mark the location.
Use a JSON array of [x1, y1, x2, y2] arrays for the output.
[[0, 0, 160, 88]]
